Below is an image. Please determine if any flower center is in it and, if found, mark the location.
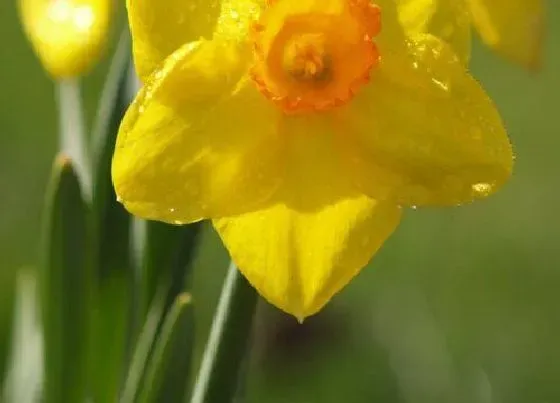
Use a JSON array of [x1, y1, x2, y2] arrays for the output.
[[250, 0, 381, 114], [283, 34, 331, 83]]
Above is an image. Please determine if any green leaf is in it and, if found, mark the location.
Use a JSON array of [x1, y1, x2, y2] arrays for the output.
[[122, 219, 200, 403], [0, 268, 16, 387], [89, 29, 135, 403], [137, 293, 194, 403], [140, 221, 202, 324], [1, 269, 42, 403], [120, 289, 166, 403], [189, 263, 258, 403], [41, 155, 91, 403]]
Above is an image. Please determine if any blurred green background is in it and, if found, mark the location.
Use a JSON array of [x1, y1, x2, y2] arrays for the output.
[[1, 1, 559, 402]]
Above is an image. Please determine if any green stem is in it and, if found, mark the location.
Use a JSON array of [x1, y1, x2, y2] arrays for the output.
[[56, 79, 91, 198], [189, 262, 258, 403]]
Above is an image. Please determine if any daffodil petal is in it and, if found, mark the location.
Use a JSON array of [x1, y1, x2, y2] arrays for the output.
[[214, 197, 401, 320], [338, 34, 513, 206], [127, 0, 220, 80], [214, 0, 265, 40], [468, 0, 544, 70], [396, 0, 436, 33], [112, 40, 284, 224], [19, 0, 111, 78], [127, 0, 264, 80], [214, 115, 401, 319], [396, 0, 472, 64]]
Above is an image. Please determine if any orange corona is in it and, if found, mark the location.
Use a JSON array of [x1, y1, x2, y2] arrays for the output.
[[250, 0, 381, 114]]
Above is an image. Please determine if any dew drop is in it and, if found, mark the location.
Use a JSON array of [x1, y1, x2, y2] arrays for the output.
[[431, 78, 449, 91], [471, 182, 493, 196]]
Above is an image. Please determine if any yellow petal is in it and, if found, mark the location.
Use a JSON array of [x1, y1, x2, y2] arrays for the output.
[[214, 0, 265, 40], [468, 0, 544, 70], [127, 0, 264, 80], [214, 116, 402, 319], [337, 34, 513, 206], [112, 40, 284, 224], [19, 0, 111, 78], [396, 0, 472, 64], [396, 0, 436, 33]]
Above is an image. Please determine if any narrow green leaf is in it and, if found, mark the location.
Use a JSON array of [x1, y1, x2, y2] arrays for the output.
[[140, 221, 202, 323], [1, 269, 42, 403], [89, 29, 135, 403], [120, 220, 200, 403], [120, 288, 166, 403], [41, 155, 91, 403], [189, 262, 258, 403], [137, 293, 194, 403], [0, 269, 16, 387]]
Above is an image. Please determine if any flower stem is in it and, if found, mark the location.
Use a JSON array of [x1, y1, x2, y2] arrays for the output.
[[56, 79, 91, 199], [189, 262, 258, 403]]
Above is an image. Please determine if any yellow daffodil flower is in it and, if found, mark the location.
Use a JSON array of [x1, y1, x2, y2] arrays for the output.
[[112, 0, 513, 320], [399, 0, 544, 69], [19, 0, 112, 78]]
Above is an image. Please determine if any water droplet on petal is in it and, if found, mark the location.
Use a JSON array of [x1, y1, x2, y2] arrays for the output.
[[471, 182, 493, 197], [431, 78, 449, 92]]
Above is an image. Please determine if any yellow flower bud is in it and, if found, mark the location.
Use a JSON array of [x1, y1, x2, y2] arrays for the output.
[[19, 0, 112, 78]]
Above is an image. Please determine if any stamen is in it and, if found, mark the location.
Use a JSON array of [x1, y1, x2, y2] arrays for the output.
[[250, 0, 381, 114], [284, 34, 331, 84]]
